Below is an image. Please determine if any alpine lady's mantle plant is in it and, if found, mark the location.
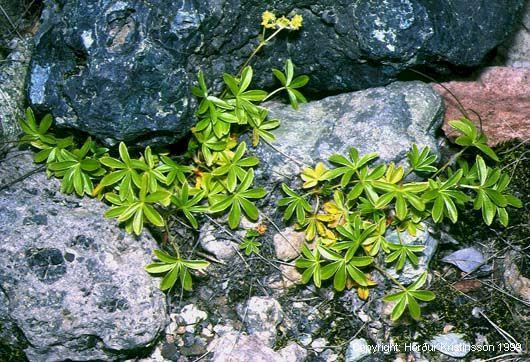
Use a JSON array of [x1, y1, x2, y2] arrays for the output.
[[17, 11, 521, 321], [280, 118, 521, 320]]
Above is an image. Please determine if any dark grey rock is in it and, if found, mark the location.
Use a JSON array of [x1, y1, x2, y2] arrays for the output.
[[28, 0, 523, 145], [0, 288, 27, 360], [0, 37, 31, 156], [0, 150, 167, 361], [254, 81, 444, 183], [496, 0, 530, 67]]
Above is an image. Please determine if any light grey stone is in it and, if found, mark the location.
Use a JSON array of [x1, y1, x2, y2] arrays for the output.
[[0, 150, 167, 361], [177, 304, 208, 333], [209, 332, 304, 362], [345, 338, 371, 362], [273, 227, 305, 261], [277, 342, 307, 362], [237, 296, 283, 347], [428, 333, 471, 358], [256, 81, 444, 182], [385, 225, 438, 285], [198, 223, 238, 261]]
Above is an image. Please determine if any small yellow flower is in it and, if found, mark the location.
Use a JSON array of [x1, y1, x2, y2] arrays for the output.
[[261, 11, 276, 29], [289, 14, 303, 30], [275, 16, 291, 29]]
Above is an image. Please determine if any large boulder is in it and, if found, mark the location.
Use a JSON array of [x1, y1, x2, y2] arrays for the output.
[[0, 150, 167, 361], [28, 0, 524, 145], [0, 37, 31, 156], [254, 81, 444, 182], [435, 67, 530, 146], [496, 0, 530, 68]]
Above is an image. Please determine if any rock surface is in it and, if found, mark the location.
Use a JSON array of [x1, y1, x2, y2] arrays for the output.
[[199, 223, 238, 261], [209, 332, 305, 362], [385, 225, 438, 284], [0, 150, 167, 361], [255, 81, 444, 182], [28, 0, 524, 144], [345, 338, 371, 362], [434, 67, 530, 146], [428, 333, 471, 358], [237, 296, 283, 347], [0, 38, 31, 155], [273, 227, 305, 261], [497, 0, 530, 68], [503, 251, 530, 302]]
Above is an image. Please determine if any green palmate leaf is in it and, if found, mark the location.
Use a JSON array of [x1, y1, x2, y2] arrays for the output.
[[157, 155, 193, 186], [372, 181, 428, 220], [272, 59, 309, 109], [328, 147, 378, 187], [19, 108, 57, 147], [295, 244, 323, 287], [137, 146, 168, 194], [193, 70, 233, 125], [211, 142, 259, 192], [423, 169, 469, 223], [104, 174, 166, 235], [146, 249, 209, 291], [346, 164, 386, 203], [193, 131, 228, 166], [449, 118, 499, 161], [278, 183, 312, 224], [407, 145, 438, 173], [240, 230, 262, 255], [32, 136, 74, 164], [383, 272, 435, 321], [385, 239, 424, 272], [248, 108, 280, 146], [223, 66, 267, 125], [319, 244, 374, 291], [209, 169, 266, 229], [467, 155, 522, 226], [47, 137, 105, 196], [171, 182, 207, 229]]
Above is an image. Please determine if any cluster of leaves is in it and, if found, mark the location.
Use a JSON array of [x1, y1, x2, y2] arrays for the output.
[[280, 118, 521, 321], [19, 12, 308, 293]]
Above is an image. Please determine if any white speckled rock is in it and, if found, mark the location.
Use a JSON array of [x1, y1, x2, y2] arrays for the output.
[[0, 150, 167, 361], [273, 227, 306, 261]]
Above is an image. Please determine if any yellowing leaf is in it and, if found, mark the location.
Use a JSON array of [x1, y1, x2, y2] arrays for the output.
[[358, 286, 370, 300], [301, 162, 331, 188]]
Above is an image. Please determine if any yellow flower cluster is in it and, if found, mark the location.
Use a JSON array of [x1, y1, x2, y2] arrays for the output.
[[261, 11, 303, 30]]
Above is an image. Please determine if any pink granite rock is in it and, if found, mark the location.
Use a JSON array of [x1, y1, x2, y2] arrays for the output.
[[433, 67, 530, 146]]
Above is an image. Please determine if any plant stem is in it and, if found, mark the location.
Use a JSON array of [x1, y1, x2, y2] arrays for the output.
[[374, 265, 407, 291], [164, 216, 181, 258], [432, 146, 468, 178], [239, 28, 284, 74], [262, 87, 285, 101]]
